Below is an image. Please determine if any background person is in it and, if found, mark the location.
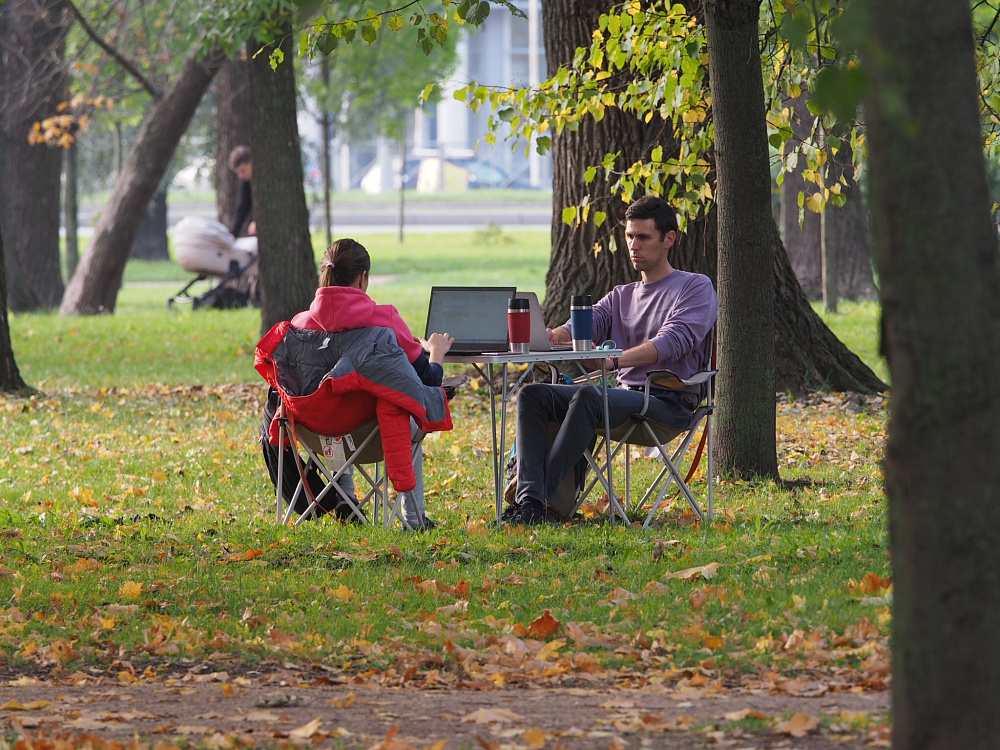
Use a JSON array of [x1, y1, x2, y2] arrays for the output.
[[507, 196, 718, 525], [228, 145, 255, 237]]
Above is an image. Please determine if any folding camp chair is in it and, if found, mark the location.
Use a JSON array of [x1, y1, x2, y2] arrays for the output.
[[576, 331, 717, 526], [255, 322, 455, 530], [271, 403, 424, 528]]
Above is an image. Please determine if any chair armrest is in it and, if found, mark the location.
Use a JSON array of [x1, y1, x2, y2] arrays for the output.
[[648, 369, 717, 390], [441, 374, 468, 401]]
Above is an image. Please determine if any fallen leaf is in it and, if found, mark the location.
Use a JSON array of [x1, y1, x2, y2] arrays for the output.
[[461, 708, 523, 724], [524, 726, 547, 747], [289, 717, 323, 739], [0, 700, 50, 711], [774, 712, 819, 737], [663, 562, 723, 580], [527, 610, 561, 639]]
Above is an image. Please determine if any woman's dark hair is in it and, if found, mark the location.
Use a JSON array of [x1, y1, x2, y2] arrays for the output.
[[228, 145, 252, 170], [320, 238, 371, 287], [624, 196, 679, 238]]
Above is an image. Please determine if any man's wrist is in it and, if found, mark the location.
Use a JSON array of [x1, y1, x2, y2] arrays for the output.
[[607, 356, 620, 370]]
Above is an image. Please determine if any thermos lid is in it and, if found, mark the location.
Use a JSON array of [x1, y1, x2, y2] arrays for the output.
[[571, 294, 592, 307], [508, 297, 530, 311]]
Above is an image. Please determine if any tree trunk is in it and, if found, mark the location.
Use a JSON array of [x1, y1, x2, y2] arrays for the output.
[[540, 0, 884, 396], [59, 49, 226, 315], [215, 57, 251, 231], [249, 27, 317, 334], [705, 0, 778, 479], [831, 137, 878, 301], [129, 187, 170, 260], [863, 2, 1000, 748], [0, 226, 31, 394], [64, 140, 79, 278], [0, 0, 69, 312]]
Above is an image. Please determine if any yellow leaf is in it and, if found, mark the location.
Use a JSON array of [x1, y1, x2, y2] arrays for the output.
[[119, 581, 142, 600], [333, 583, 355, 600], [524, 727, 548, 747], [289, 718, 323, 739], [0, 700, 49, 711], [330, 692, 355, 708]]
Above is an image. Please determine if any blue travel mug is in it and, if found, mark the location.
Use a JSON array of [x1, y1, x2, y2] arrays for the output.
[[570, 294, 593, 351]]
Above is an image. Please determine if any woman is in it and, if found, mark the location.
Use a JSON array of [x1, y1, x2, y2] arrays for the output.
[[289, 238, 454, 529]]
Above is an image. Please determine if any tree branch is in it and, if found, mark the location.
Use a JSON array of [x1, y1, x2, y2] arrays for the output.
[[65, 0, 161, 99]]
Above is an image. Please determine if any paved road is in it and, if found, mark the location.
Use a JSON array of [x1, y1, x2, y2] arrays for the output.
[[75, 196, 553, 234]]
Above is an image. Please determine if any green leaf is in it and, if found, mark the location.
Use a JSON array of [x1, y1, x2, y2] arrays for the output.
[[812, 65, 869, 122], [584, 166, 597, 184], [497, 108, 516, 123], [768, 133, 784, 150], [594, 211, 607, 227], [535, 136, 551, 154], [467, 1, 491, 26], [388, 13, 404, 32], [562, 206, 578, 225]]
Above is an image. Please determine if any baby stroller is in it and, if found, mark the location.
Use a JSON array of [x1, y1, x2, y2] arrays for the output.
[[168, 216, 260, 310]]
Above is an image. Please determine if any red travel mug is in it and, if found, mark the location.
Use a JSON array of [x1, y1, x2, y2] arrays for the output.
[[508, 297, 531, 353]]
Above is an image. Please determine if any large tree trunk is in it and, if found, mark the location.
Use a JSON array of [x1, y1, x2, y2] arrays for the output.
[[59, 49, 226, 315], [215, 57, 252, 231], [249, 27, 318, 334], [541, 0, 885, 396], [0, 225, 30, 394], [0, 0, 69, 312], [863, 3, 1000, 748], [64, 140, 80, 278], [705, 0, 778, 479]]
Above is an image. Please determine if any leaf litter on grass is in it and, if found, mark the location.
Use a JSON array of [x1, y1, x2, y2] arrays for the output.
[[0, 387, 890, 747]]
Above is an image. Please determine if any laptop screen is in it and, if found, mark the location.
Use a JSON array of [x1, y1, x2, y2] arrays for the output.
[[425, 286, 515, 351]]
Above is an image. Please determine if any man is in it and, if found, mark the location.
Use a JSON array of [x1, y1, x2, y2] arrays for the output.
[[228, 145, 255, 237], [508, 196, 718, 525]]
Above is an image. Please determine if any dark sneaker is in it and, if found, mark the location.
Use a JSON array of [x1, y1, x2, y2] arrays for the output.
[[334, 500, 368, 525], [510, 498, 551, 526], [500, 502, 522, 523], [402, 515, 438, 531]]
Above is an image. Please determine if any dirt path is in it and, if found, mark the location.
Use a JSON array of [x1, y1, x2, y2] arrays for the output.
[[2, 676, 890, 749]]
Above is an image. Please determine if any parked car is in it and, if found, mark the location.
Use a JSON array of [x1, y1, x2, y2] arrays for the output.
[[400, 156, 538, 191]]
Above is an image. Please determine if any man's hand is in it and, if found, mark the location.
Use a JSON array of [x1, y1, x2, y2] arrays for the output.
[[421, 332, 455, 364], [548, 325, 571, 345]]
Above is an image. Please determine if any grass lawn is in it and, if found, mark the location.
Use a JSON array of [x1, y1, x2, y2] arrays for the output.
[[0, 234, 890, 745]]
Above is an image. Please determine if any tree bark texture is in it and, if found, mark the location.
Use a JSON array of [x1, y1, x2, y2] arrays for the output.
[[0, 226, 30, 394], [59, 49, 226, 315], [0, 0, 69, 312], [64, 140, 79, 278], [129, 188, 170, 260], [540, 0, 884, 396], [864, 3, 1000, 749], [249, 28, 318, 334], [705, 0, 779, 478], [215, 57, 251, 231]]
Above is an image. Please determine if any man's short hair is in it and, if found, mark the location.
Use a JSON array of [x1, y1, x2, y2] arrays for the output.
[[228, 145, 252, 171], [625, 196, 679, 238]]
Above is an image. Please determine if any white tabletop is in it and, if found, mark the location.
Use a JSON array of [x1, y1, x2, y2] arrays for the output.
[[444, 348, 623, 365]]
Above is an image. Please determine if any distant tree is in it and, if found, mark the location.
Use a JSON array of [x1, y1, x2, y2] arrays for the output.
[[863, 0, 1000, 746], [60, 48, 226, 314], [0, 225, 31, 394], [0, 0, 70, 311], [248, 23, 317, 332]]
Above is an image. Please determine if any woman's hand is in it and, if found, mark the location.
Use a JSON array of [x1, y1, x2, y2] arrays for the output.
[[421, 332, 455, 364]]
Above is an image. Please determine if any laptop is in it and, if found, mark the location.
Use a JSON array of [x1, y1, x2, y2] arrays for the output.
[[424, 286, 516, 355], [516, 291, 573, 352]]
